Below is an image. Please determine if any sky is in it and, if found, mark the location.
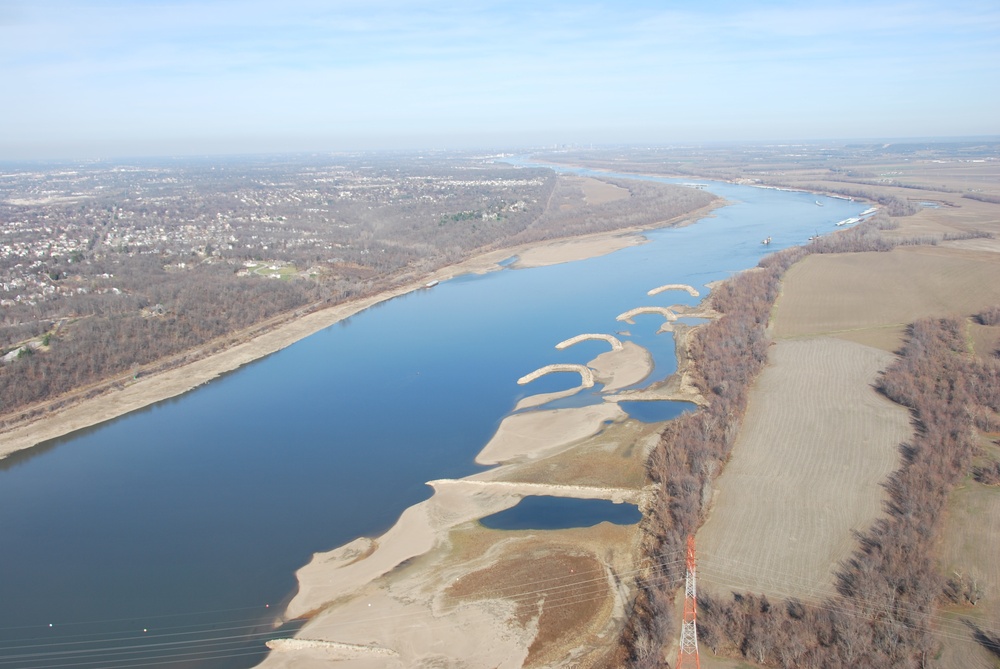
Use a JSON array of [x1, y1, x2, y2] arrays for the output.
[[1, 0, 998, 159]]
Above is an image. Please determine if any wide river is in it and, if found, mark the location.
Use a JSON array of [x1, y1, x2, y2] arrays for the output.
[[0, 167, 865, 668]]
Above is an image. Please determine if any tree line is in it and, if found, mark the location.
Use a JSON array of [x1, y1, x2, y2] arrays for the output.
[[614, 214, 1000, 667], [1, 168, 716, 427], [697, 315, 998, 667]]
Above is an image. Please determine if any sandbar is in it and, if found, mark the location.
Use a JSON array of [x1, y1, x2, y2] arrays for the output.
[[259, 320, 686, 667]]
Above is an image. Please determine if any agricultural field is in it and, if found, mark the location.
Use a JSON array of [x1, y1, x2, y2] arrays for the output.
[[696, 153, 1000, 662], [695, 337, 911, 600], [772, 245, 1000, 351]]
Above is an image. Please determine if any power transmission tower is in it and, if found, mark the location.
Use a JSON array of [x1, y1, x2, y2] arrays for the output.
[[676, 534, 700, 669]]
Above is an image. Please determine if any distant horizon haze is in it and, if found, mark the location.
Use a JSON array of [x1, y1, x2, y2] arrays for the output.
[[2, 1, 998, 160]]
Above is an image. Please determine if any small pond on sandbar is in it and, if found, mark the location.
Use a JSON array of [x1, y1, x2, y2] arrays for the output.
[[479, 496, 642, 530]]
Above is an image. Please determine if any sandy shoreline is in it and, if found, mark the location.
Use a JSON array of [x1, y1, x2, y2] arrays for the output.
[[0, 180, 724, 666], [0, 200, 720, 461], [258, 314, 699, 668]]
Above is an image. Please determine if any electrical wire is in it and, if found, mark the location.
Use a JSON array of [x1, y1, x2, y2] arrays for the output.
[[1, 545, 994, 668]]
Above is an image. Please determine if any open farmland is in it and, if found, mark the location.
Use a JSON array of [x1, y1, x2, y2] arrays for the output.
[[696, 337, 912, 600], [772, 245, 1000, 351]]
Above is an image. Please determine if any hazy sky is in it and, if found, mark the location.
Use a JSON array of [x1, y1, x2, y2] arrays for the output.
[[2, 0, 998, 158]]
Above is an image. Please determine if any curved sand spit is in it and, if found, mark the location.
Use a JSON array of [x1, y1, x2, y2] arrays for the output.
[[517, 363, 595, 387], [647, 283, 700, 297], [616, 306, 677, 324], [555, 333, 623, 351]]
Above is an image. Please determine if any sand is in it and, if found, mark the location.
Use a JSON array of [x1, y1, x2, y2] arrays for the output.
[[254, 309, 697, 667], [257, 331, 671, 668], [513, 233, 647, 268], [0, 190, 719, 667]]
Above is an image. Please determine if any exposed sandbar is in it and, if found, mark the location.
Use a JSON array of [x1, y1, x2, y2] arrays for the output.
[[512, 234, 646, 269], [647, 283, 700, 297], [588, 340, 653, 392], [517, 363, 595, 388], [617, 305, 677, 324], [475, 404, 626, 466], [555, 333, 623, 351]]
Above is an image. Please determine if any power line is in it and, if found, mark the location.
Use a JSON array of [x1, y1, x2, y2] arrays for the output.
[[0, 542, 995, 667]]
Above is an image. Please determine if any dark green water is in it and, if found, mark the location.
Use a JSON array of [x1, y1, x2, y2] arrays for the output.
[[0, 170, 864, 668]]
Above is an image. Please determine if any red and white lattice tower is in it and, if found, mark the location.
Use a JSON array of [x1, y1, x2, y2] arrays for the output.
[[676, 534, 700, 669]]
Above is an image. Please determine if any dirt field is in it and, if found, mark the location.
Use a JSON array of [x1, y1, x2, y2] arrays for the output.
[[970, 321, 1000, 361], [773, 245, 1000, 351], [696, 337, 912, 600], [934, 474, 1000, 669], [549, 175, 629, 212], [577, 176, 630, 205], [701, 158, 1000, 662]]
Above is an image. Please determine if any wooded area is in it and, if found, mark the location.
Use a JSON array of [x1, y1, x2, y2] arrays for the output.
[[698, 315, 999, 667], [615, 207, 1000, 667], [0, 157, 715, 427]]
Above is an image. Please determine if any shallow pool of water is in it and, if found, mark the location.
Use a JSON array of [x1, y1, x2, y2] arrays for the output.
[[479, 496, 642, 530]]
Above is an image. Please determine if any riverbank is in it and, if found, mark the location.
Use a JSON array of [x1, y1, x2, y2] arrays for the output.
[[258, 300, 709, 668], [0, 200, 721, 461]]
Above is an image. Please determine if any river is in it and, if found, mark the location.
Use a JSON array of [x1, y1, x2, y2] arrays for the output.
[[0, 165, 865, 668]]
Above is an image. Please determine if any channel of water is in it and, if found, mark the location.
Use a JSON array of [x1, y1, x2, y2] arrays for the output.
[[0, 166, 864, 668]]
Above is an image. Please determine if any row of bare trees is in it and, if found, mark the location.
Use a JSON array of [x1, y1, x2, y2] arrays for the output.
[[697, 316, 999, 667], [616, 246, 791, 667], [616, 213, 1000, 667]]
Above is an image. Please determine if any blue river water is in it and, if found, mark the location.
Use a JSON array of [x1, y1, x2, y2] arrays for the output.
[[0, 167, 865, 668], [479, 496, 642, 531]]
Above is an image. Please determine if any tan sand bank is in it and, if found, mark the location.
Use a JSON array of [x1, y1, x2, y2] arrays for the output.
[[512, 233, 646, 268], [589, 341, 653, 392], [260, 307, 694, 668], [475, 404, 626, 466]]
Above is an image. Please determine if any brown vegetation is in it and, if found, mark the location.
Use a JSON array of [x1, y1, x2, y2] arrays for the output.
[[615, 202, 1000, 666], [695, 337, 909, 600], [447, 550, 610, 667], [0, 161, 715, 428], [772, 246, 1000, 349], [977, 305, 1000, 327], [973, 459, 1000, 486], [617, 249, 786, 667], [698, 317, 994, 667], [0, 266, 321, 417]]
